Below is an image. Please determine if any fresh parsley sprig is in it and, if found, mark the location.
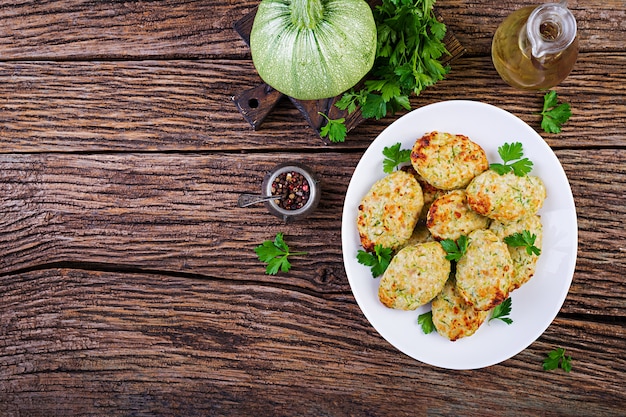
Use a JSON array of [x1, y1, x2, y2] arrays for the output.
[[318, 112, 347, 143], [543, 347, 572, 372], [504, 231, 541, 256], [440, 236, 469, 261], [382, 142, 411, 173], [357, 244, 393, 278], [489, 297, 513, 324], [540, 90, 572, 134], [418, 310, 436, 334], [255, 233, 307, 275], [489, 142, 534, 177]]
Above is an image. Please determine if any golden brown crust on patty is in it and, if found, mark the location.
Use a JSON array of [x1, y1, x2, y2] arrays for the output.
[[357, 170, 424, 252], [410, 131, 489, 190], [426, 189, 490, 241], [466, 170, 546, 222], [432, 277, 489, 341]]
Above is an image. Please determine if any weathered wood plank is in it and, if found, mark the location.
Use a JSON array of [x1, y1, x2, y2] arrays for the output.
[[0, 0, 621, 61], [0, 151, 624, 315], [0, 54, 624, 152], [437, 0, 626, 55], [0, 268, 623, 416], [0, 0, 253, 60]]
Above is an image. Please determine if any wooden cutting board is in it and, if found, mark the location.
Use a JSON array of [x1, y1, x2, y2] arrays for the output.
[[232, 3, 466, 144]]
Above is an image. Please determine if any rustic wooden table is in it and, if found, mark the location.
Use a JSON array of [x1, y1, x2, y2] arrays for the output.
[[0, 0, 624, 415]]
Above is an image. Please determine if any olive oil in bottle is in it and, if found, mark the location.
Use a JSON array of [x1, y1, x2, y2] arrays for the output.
[[492, 2, 578, 90]]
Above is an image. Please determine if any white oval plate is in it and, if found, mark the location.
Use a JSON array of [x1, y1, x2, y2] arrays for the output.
[[341, 100, 577, 370]]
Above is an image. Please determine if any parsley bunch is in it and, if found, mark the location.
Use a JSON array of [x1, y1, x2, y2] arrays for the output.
[[338, 0, 449, 119], [322, 0, 449, 142]]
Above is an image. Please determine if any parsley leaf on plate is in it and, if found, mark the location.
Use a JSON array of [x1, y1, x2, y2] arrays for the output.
[[357, 244, 393, 278], [504, 230, 541, 256], [382, 142, 412, 173], [255, 232, 307, 275], [418, 311, 436, 334], [541, 90, 572, 134], [489, 297, 513, 324], [440, 235, 469, 261], [489, 142, 534, 176], [543, 347, 573, 372]]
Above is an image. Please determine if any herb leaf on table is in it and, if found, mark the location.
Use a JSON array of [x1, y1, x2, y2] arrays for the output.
[[543, 348, 573, 372], [541, 90, 572, 134], [318, 113, 347, 143], [255, 233, 307, 275]]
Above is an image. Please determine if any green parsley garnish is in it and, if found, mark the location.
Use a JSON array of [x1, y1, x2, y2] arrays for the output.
[[489, 142, 534, 177], [504, 231, 541, 256], [418, 311, 435, 334], [318, 112, 347, 143], [335, 0, 449, 123], [540, 90, 572, 134], [489, 297, 513, 324], [255, 233, 307, 275], [543, 347, 572, 372], [440, 235, 469, 261], [357, 244, 393, 278], [382, 142, 412, 173]]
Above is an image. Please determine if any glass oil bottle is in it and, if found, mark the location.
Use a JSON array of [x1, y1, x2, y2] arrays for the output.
[[492, 2, 578, 90]]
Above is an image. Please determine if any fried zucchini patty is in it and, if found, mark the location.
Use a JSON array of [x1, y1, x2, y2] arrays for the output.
[[378, 242, 451, 310], [432, 277, 489, 341], [456, 229, 513, 311], [410, 131, 489, 190], [357, 170, 424, 252], [466, 170, 546, 222]]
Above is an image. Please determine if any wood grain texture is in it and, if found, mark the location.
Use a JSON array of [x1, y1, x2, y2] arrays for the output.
[[0, 53, 624, 152], [0, 0, 624, 415], [0, 0, 621, 61], [0, 268, 624, 416], [0, 151, 624, 316], [436, 0, 626, 55]]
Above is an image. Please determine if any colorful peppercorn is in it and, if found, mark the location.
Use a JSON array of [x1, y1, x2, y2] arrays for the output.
[[271, 170, 310, 210]]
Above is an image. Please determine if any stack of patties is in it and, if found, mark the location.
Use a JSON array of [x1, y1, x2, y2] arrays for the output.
[[356, 131, 546, 341]]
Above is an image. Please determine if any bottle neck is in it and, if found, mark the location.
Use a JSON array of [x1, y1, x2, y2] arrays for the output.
[[526, 2, 577, 59]]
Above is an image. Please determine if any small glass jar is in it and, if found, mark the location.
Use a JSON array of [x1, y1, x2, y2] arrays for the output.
[[261, 162, 321, 222]]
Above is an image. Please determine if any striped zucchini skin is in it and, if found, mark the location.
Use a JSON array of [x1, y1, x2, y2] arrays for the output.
[[250, 0, 376, 100]]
